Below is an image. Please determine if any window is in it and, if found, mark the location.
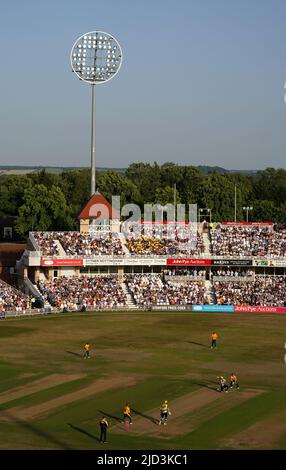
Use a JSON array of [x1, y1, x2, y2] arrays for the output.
[[3, 227, 12, 239]]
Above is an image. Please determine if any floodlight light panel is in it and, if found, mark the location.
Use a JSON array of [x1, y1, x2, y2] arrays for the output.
[[70, 30, 123, 84]]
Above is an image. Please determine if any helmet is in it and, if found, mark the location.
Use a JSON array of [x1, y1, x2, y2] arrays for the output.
[[164, 400, 168, 404]]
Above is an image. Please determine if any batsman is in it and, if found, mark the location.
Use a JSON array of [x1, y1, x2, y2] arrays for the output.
[[159, 400, 171, 425]]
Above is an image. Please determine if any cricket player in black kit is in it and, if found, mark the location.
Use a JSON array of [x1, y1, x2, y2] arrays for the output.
[[99, 416, 108, 443]]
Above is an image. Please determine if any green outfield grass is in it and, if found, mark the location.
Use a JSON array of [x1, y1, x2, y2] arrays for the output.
[[0, 311, 285, 450]]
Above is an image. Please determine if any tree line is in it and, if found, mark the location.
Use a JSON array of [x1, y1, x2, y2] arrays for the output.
[[0, 163, 285, 236]]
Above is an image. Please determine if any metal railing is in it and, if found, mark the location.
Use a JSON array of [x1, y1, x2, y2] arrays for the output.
[[212, 276, 254, 282]]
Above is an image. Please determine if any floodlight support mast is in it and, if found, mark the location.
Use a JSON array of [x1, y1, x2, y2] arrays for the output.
[[91, 83, 96, 195], [70, 31, 123, 196]]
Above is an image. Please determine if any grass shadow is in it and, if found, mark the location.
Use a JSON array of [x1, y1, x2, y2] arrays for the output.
[[97, 410, 122, 423], [66, 350, 82, 358], [185, 341, 209, 348], [194, 381, 218, 392], [131, 408, 159, 425], [0, 408, 71, 449], [68, 423, 100, 442]]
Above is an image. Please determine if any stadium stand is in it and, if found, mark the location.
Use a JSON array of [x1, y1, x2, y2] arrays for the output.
[[0, 279, 31, 313], [37, 275, 127, 310], [57, 232, 124, 256], [33, 225, 286, 259], [9, 221, 286, 315], [213, 276, 286, 306], [33, 232, 60, 256], [125, 274, 207, 307], [210, 225, 286, 257], [33, 231, 124, 257], [211, 269, 253, 278], [123, 222, 202, 256], [163, 268, 206, 277]]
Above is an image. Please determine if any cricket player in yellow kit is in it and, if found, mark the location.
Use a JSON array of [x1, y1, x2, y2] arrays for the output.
[[211, 332, 218, 349], [122, 403, 132, 424], [83, 342, 91, 359], [229, 373, 240, 389]]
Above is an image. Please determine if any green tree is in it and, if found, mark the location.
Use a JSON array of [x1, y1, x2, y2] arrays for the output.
[[252, 200, 278, 222], [277, 203, 286, 222], [0, 175, 32, 217], [97, 170, 141, 206], [179, 166, 204, 205], [253, 168, 286, 205], [126, 162, 161, 204], [197, 173, 237, 221], [60, 169, 91, 213], [16, 184, 74, 235], [154, 185, 181, 206], [28, 169, 60, 188]]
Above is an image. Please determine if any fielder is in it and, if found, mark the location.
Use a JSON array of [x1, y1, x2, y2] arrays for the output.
[[122, 403, 132, 424], [159, 400, 171, 425], [83, 342, 91, 359], [211, 332, 218, 349], [229, 373, 240, 389]]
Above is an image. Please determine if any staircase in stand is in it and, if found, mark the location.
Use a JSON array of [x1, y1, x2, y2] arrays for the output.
[[205, 280, 216, 304], [122, 282, 138, 309], [202, 232, 211, 256], [55, 240, 66, 257], [118, 233, 130, 254]]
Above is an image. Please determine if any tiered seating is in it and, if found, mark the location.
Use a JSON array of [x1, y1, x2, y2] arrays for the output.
[[163, 268, 206, 277], [125, 274, 207, 307], [33, 232, 60, 256], [126, 225, 205, 256], [0, 280, 30, 313], [57, 232, 124, 256], [211, 269, 253, 278], [210, 226, 286, 257], [213, 276, 286, 306], [37, 275, 127, 309], [33, 231, 124, 256]]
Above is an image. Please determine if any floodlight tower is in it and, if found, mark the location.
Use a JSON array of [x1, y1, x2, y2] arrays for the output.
[[70, 31, 123, 196], [243, 206, 253, 222]]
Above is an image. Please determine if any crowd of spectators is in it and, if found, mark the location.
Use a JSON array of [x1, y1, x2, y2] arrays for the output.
[[33, 227, 206, 257], [33, 232, 60, 256], [126, 231, 205, 256], [32, 225, 286, 258], [125, 274, 207, 307], [0, 280, 31, 313], [211, 269, 253, 278], [163, 268, 206, 277], [210, 226, 286, 257], [57, 232, 124, 256], [213, 276, 286, 306], [33, 231, 124, 257], [37, 275, 127, 310]]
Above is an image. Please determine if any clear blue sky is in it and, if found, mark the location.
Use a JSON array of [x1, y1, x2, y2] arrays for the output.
[[1, 0, 286, 170]]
